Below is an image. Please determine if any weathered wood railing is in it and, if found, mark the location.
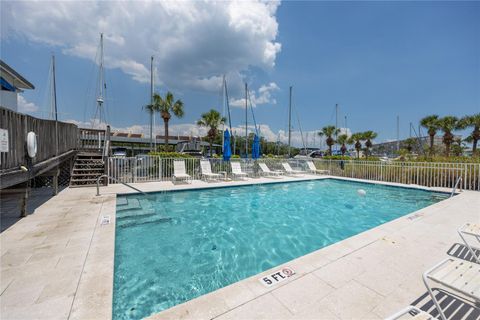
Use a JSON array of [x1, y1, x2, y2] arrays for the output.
[[0, 107, 78, 172], [78, 127, 109, 153]]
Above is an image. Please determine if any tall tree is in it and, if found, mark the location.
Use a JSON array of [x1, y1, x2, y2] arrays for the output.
[[348, 133, 364, 159], [363, 131, 378, 158], [197, 109, 226, 157], [458, 113, 480, 155], [437, 116, 459, 157], [318, 126, 339, 155], [158, 91, 184, 149], [337, 134, 349, 156], [403, 137, 417, 153], [420, 115, 440, 155]]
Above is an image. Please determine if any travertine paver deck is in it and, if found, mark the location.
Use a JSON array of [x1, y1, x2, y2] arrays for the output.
[[0, 175, 478, 320]]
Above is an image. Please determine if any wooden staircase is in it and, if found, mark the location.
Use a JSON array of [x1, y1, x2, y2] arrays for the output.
[[70, 152, 106, 187]]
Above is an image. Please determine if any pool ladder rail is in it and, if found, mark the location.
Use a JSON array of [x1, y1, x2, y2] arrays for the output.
[[96, 174, 149, 197], [450, 176, 463, 198]]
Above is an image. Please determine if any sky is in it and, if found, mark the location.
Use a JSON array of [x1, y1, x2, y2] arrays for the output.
[[1, 1, 479, 146]]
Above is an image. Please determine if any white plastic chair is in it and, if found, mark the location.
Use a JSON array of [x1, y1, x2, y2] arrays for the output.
[[200, 160, 221, 182], [386, 306, 436, 320], [231, 162, 247, 180], [258, 163, 283, 178], [282, 162, 305, 176], [423, 258, 480, 320], [173, 160, 191, 183], [458, 223, 480, 263], [306, 161, 330, 175]]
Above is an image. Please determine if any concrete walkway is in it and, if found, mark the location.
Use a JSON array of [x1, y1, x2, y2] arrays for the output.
[[0, 176, 478, 320]]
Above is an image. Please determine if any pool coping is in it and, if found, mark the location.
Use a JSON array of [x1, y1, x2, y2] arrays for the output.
[[1, 174, 474, 320]]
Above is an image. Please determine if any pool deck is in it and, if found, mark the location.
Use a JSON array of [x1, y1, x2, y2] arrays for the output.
[[1, 175, 479, 319]]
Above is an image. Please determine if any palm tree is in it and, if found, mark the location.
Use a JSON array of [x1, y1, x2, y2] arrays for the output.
[[143, 93, 165, 150], [403, 137, 417, 153], [348, 133, 364, 159], [158, 91, 184, 149], [437, 116, 459, 157], [363, 131, 378, 158], [458, 113, 480, 155], [197, 109, 226, 157], [318, 126, 339, 155], [337, 134, 349, 156], [420, 115, 440, 155]]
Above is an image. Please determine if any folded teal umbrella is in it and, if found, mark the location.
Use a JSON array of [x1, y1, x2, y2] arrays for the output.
[[223, 129, 232, 161]]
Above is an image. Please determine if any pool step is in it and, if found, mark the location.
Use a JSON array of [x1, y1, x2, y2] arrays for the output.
[[116, 198, 141, 212], [117, 214, 172, 229]]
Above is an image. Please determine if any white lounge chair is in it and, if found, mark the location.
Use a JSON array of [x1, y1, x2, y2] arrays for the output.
[[173, 160, 191, 183], [423, 258, 480, 320], [282, 162, 305, 176], [200, 160, 222, 182], [258, 163, 283, 178], [231, 162, 247, 180], [386, 306, 436, 320], [306, 161, 330, 175], [458, 223, 480, 263]]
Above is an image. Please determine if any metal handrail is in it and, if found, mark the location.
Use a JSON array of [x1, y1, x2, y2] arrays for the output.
[[96, 174, 149, 197], [450, 176, 463, 198]]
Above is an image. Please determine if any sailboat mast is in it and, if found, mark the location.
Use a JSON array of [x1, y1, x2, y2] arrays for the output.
[[221, 75, 225, 152], [99, 34, 104, 101], [94, 33, 105, 128], [335, 103, 338, 152], [288, 86, 292, 157], [224, 77, 232, 131], [396, 115, 400, 151], [150, 56, 154, 150], [52, 54, 59, 155], [245, 82, 248, 156]]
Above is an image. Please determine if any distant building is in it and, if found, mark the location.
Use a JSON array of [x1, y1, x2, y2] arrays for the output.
[[0, 60, 35, 112], [371, 136, 448, 157]]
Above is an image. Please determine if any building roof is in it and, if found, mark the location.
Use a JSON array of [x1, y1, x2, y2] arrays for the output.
[[107, 135, 220, 147], [0, 60, 35, 90]]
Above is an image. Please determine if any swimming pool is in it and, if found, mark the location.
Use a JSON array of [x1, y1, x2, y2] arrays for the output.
[[113, 179, 448, 319]]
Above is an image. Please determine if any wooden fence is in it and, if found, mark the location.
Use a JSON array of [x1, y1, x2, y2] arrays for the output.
[[0, 107, 78, 171]]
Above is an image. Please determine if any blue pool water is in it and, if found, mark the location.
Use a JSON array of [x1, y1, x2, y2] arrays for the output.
[[113, 179, 448, 319]]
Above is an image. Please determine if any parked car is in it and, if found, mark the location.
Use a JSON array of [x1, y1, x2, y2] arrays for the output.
[[294, 150, 324, 159], [112, 147, 127, 158]]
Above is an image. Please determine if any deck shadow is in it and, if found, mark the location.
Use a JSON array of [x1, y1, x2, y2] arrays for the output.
[[446, 243, 480, 263], [411, 288, 479, 320], [0, 187, 62, 233]]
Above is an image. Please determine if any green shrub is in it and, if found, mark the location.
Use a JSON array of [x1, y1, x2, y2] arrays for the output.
[[322, 155, 352, 160], [406, 156, 480, 163]]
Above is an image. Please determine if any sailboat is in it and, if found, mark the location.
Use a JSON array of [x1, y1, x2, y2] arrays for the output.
[[220, 75, 233, 154], [47, 54, 59, 155], [91, 33, 107, 129]]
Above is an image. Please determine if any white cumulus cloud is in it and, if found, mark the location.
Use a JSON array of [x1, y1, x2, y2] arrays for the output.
[[230, 82, 280, 108], [17, 95, 39, 113], [2, 1, 281, 93]]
